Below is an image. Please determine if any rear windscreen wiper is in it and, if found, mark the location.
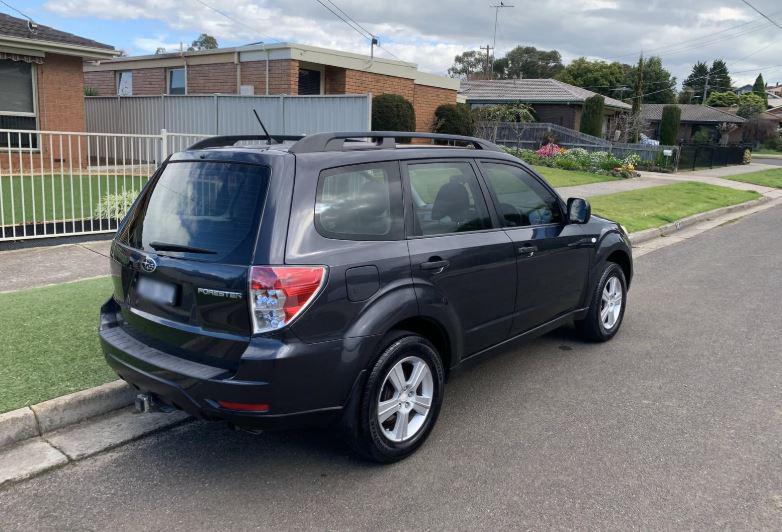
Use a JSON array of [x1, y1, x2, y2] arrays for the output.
[[149, 241, 217, 254]]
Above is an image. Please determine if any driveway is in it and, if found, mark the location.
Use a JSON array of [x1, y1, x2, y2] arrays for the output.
[[1, 205, 781, 530]]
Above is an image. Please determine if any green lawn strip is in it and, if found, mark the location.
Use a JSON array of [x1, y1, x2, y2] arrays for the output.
[[588, 181, 760, 233], [531, 166, 621, 188], [0, 173, 147, 225], [751, 149, 782, 156], [0, 276, 116, 413], [719, 168, 782, 189]]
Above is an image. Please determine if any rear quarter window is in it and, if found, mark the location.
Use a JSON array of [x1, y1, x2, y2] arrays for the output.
[[315, 161, 404, 240]]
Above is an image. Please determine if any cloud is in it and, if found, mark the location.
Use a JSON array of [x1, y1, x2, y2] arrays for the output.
[[43, 0, 782, 85]]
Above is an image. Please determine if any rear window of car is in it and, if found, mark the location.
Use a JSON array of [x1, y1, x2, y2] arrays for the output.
[[118, 161, 269, 263], [315, 161, 404, 240]]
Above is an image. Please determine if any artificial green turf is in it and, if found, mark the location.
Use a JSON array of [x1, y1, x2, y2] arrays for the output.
[[0, 276, 117, 413], [531, 166, 621, 188], [0, 174, 147, 225], [589, 181, 761, 233], [720, 168, 782, 189]]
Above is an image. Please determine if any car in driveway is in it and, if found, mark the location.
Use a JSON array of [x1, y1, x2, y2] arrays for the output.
[[99, 131, 633, 462]]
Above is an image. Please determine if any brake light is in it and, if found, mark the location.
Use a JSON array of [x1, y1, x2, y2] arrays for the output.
[[217, 401, 270, 412], [249, 266, 326, 333]]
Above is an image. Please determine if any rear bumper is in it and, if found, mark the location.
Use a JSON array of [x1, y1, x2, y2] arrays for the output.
[[99, 300, 368, 430]]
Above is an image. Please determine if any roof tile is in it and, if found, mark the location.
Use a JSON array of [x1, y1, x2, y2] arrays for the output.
[[459, 78, 632, 110]]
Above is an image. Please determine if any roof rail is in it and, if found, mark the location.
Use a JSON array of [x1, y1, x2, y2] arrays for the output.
[[288, 131, 503, 154], [187, 134, 304, 151]]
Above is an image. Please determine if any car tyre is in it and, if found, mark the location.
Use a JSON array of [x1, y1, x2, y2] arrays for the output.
[[346, 331, 445, 463], [575, 262, 627, 342]]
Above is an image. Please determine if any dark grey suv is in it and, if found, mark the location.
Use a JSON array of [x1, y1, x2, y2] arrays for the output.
[[99, 131, 633, 462]]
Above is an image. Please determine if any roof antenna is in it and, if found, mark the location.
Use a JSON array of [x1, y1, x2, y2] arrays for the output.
[[252, 109, 273, 145]]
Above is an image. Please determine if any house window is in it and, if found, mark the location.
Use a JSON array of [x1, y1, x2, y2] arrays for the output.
[[168, 68, 186, 95], [298, 68, 321, 95], [117, 71, 133, 96], [0, 58, 37, 148]]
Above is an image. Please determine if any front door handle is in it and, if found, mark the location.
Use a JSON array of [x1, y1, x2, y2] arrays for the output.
[[518, 245, 538, 257], [420, 259, 450, 271]]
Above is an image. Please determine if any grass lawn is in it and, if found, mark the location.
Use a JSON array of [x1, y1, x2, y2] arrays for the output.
[[0, 173, 147, 225], [531, 166, 621, 188], [589, 181, 761, 233], [751, 149, 782, 156], [0, 276, 117, 413], [719, 168, 782, 189]]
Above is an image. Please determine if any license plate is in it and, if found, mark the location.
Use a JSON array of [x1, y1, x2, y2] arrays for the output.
[[136, 276, 177, 306]]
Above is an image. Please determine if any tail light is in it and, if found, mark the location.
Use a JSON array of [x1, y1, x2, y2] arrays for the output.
[[249, 266, 326, 333]]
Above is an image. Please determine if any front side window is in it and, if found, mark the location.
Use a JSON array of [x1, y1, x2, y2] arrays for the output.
[[315, 162, 403, 240], [0, 59, 37, 146], [119, 162, 269, 263], [298, 68, 321, 95], [407, 161, 491, 236], [168, 68, 186, 95], [117, 71, 133, 96], [481, 162, 562, 227]]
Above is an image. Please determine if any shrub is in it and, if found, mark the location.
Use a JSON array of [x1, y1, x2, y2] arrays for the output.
[[761, 134, 782, 152], [691, 129, 711, 144], [659, 105, 681, 145], [705, 91, 738, 107], [433, 103, 474, 136], [736, 93, 766, 119], [743, 149, 752, 165], [472, 102, 535, 123], [95, 189, 139, 220], [502, 146, 640, 178], [580, 94, 604, 137], [84, 86, 99, 97], [372, 94, 415, 139], [536, 143, 563, 157]]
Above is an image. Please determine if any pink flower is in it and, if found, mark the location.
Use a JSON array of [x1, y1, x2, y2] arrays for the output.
[[536, 143, 562, 157]]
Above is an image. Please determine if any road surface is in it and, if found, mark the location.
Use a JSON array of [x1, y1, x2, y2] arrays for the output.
[[1, 205, 781, 530]]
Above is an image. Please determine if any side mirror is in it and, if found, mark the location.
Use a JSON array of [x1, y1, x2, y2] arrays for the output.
[[567, 197, 591, 224]]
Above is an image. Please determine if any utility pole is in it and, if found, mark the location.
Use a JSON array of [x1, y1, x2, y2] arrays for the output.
[[701, 72, 710, 105], [490, 2, 514, 77], [481, 44, 494, 78]]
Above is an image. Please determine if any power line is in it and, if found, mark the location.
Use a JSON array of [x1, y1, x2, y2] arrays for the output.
[[324, 0, 373, 39], [190, 0, 280, 43], [314, 0, 402, 61], [741, 0, 782, 30], [315, 0, 370, 40], [0, 0, 34, 21]]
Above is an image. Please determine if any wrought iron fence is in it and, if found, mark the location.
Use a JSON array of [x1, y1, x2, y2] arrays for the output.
[[475, 121, 677, 165], [0, 128, 210, 242]]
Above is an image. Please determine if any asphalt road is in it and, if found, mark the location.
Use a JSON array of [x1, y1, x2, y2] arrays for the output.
[[2, 206, 781, 530], [753, 156, 782, 167]]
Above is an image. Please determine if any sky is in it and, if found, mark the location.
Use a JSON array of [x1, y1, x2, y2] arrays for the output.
[[6, 0, 782, 88]]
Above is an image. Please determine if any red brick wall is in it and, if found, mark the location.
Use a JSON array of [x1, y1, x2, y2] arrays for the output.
[[324, 66, 346, 93], [413, 83, 457, 132], [131, 67, 166, 95], [84, 70, 115, 96], [344, 69, 415, 102], [187, 62, 237, 94], [241, 59, 299, 95]]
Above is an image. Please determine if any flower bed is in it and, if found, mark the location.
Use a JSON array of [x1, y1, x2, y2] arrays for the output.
[[505, 144, 641, 178]]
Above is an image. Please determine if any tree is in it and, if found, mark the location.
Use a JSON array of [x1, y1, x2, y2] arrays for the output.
[[705, 91, 739, 107], [433, 103, 474, 136], [555, 58, 629, 98], [682, 61, 709, 103], [628, 56, 676, 104], [188, 33, 218, 51], [580, 94, 605, 137], [753, 74, 768, 107], [448, 50, 486, 79], [659, 105, 681, 145], [736, 93, 766, 119], [371, 94, 415, 139], [492, 46, 564, 79], [708, 59, 732, 93], [154, 47, 166, 55]]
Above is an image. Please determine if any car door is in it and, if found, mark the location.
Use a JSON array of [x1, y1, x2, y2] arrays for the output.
[[404, 159, 516, 357], [477, 161, 592, 336]]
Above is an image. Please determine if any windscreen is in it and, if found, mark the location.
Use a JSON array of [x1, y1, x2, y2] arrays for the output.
[[119, 161, 270, 264]]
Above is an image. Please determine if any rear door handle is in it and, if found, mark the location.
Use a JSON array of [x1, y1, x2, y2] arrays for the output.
[[420, 259, 450, 271], [518, 245, 538, 256]]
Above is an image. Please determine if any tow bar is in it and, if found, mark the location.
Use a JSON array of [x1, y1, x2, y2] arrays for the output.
[[134, 393, 175, 414]]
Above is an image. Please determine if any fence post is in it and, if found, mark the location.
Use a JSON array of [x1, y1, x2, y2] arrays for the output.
[[160, 128, 168, 161]]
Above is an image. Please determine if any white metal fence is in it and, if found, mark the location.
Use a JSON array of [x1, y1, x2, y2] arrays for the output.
[[0, 128, 213, 242]]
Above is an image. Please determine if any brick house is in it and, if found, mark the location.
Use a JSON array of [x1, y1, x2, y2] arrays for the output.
[[640, 104, 746, 144], [459, 79, 631, 137], [0, 13, 116, 168], [84, 43, 458, 133]]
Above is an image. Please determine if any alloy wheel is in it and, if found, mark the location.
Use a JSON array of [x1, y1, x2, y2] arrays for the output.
[[600, 276, 623, 330], [377, 356, 434, 443]]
